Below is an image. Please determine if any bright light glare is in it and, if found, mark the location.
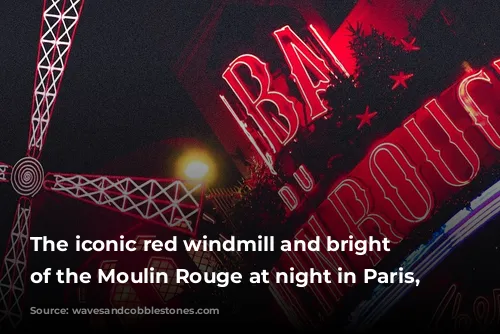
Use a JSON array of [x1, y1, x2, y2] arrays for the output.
[[184, 160, 209, 180], [176, 149, 215, 183]]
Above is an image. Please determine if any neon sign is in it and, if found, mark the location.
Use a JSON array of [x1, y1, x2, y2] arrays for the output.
[[268, 58, 500, 325], [220, 25, 349, 174], [220, 23, 500, 329]]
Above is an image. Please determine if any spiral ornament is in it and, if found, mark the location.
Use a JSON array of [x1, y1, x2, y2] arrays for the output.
[[11, 157, 44, 197]]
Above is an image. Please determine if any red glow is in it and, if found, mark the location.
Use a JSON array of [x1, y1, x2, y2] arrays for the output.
[[404, 99, 480, 187]]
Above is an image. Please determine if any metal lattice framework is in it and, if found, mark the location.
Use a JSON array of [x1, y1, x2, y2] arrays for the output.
[[0, 0, 205, 329]]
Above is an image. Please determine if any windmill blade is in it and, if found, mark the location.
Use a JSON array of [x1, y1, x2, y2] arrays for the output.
[[27, 0, 85, 160], [43, 173, 206, 236], [0, 163, 11, 183], [0, 197, 32, 329]]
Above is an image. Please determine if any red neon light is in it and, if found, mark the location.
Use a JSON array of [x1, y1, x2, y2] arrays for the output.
[[401, 37, 421, 52], [326, 178, 403, 266], [222, 54, 300, 154], [404, 99, 480, 187], [278, 184, 300, 212], [219, 94, 277, 174], [293, 165, 315, 192], [390, 71, 414, 90], [356, 106, 377, 130], [458, 70, 500, 151], [273, 25, 332, 123], [369, 143, 433, 223], [307, 25, 350, 78]]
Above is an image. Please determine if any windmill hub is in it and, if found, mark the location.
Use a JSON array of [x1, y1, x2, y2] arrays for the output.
[[11, 157, 44, 197]]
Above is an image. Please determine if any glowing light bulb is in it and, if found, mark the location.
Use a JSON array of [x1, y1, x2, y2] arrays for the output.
[[184, 160, 209, 180]]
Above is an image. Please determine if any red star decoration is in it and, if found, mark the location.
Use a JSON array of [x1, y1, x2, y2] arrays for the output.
[[390, 71, 414, 90], [401, 37, 420, 51], [356, 106, 377, 130]]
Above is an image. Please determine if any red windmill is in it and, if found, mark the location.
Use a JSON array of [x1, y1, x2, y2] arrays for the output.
[[0, 0, 205, 328]]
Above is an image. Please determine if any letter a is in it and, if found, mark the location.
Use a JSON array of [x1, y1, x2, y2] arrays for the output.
[[273, 26, 332, 123]]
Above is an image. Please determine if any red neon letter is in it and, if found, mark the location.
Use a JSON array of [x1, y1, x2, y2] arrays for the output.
[[278, 184, 300, 212], [369, 143, 433, 223], [222, 54, 301, 155], [285, 215, 352, 314], [273, 26, 332, 123], [269, 268, 311, 328], [308, 25, 350, 78], [458, 70, 500, 150], [293, 165, 315, 192], [404, 99, 480, 187], [327, 178, 403, 266]]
